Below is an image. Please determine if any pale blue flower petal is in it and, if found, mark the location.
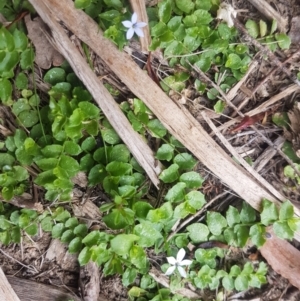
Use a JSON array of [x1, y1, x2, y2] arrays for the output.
[[177, 248, 186, 262], [134, 27, 144, 37], [126, 27, 135, 39], [135, 22, 147, 28], [177, 266, 187, 278], [122, 20, 132, 28], [166, 256, 176, 265], [165, 265, 176, 276], [179, 259, 192, 266], [131, 12, 137, 24]]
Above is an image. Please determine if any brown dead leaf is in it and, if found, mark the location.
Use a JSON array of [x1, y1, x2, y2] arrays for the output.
[[24, 15, 64, 69], [260, 228, 300, 290]]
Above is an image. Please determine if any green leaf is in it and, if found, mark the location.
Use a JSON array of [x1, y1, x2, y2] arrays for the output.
[[61, 229, 75, 243], [109, 144, 130, 163], [187, 223, 210, 242], [259, 20, 267, 37], [226, 206, 240, 227], [270, 19, 277, 34], [73, 224, 88, 237], [214, 100, 226, 114], [159, 164, 179, 183], [52, 223, 65, 238], [44, 68, 66, 85], [15, 72, 28, 90], [222, 276, 234, 291], [78, 246, 92, 265], [78, 101, 100, 119], [260, 199, 278, 226], [158, 0, 172, 23], [156, 144, 174, 161], [249, 224, 266, 247], [195, 0, 211, 10], [63, 141, 82, 156], [20, 48, 34, 70], [111, 234, 139, 256], [287, 217, 300, 232], [147, 202, 173, 222], [103, 0, 122, 9], [185, 191, 206, 209], [164, 182, 186, 202], [151, 22, 168, 37], [179, 171, 204, 189], [225, 53, 242, 70], [81, 137, 96, 152], [65, 217, 79, 229], [68, 237, 83, 253], [0, 78, 12, 102], [41, 144, 63, 157], [240, 202, 256, 223], [235, 275, 248, 291], [133, 201, 153, 219], [2, 186, 13, 200], [245, 20, 259, 38], [82, 231, 101, 246], [134, 221, 163, 247], [175, 0, 195, 14], [59, 155, 80, 177], [130, 245, 148, 270], [13, 29, 28, 51], [234, 224, 249, 247], [207, 212, 227, 235], [103, 208, 134, 229], [0, 153, 15, 168], [101, 128, 121, 144], [275, 33, 291, 50], [74, 0, 92, 9], [279, 200, 294, 220], [18, 110, 39, 127], [164, 40, 184, 56], [0, 27, 14, 51], [106, 161, 132, 176], [88, 164, 107, 185], [273, 221, 294, 239], [122, 267, 137, 287], [147, 119, 167, 138], [173, 153, 197, 170], [167, 16, 182, 31], [41, 216, 53, 232]]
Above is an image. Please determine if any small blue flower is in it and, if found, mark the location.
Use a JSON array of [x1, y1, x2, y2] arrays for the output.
[[122, 12, 147, 40], [165, 248, 192, 278]]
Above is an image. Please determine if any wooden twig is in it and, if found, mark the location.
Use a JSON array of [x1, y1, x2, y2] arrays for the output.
[[0, 268, 21, 301]]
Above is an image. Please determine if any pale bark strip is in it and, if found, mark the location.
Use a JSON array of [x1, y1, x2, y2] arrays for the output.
[[27, 0, 161, 188], [0, 267, 21, 301]]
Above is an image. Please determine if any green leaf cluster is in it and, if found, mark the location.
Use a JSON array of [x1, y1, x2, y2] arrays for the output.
[[0, 26, 33, 104], [193, 262, 267, 291], [245, 19, 291, 50]]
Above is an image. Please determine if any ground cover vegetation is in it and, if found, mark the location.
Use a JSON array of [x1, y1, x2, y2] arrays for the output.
[[0, 0, 299, 300]]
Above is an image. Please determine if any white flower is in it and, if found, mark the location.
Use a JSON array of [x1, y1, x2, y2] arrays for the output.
[[165, 248, 192, 278], [122, 12, 147, 40], [216, 3, 237, 28]]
